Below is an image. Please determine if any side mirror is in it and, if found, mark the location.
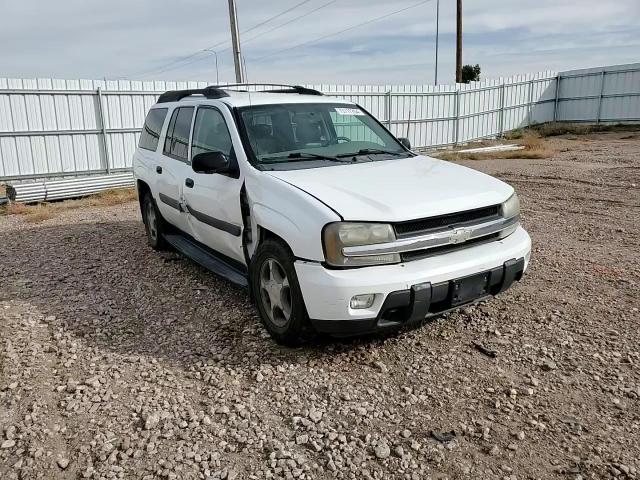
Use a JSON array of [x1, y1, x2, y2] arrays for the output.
[[192, 151, 229, 174], [398, 137, 411, 150]]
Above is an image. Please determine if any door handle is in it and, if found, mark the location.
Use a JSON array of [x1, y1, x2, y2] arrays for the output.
[[185, 178, 194, 188], [156, 166, 162, 174]]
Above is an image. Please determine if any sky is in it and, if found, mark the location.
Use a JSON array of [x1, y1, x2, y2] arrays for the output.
[[1, 0, 639, 85]]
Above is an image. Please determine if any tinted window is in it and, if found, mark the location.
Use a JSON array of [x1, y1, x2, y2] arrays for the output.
[[163, 109, 178, 155], [192, 108, 233, 159], [139, 108, 168, 151], [163, 107, 194, 161], [239, 103, 405, 164]]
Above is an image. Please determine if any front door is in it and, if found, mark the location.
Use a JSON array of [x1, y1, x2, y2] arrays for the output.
[[182, 106, 245, 264]]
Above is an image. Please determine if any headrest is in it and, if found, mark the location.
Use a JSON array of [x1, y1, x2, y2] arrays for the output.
[[250, 124, 272, 139]]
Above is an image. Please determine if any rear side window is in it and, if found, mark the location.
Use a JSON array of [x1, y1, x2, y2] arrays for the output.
[[139, 108, 168, 151], [163, 110, 178, 154], [163, 107, 194, 161]]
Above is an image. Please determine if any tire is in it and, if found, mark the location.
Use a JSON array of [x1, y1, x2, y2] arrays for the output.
[[142, 192, 168, 251], [251, 239, 310, 346]]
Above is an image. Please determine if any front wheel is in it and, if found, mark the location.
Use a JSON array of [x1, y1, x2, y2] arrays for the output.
[[251, 239, 310, 346]]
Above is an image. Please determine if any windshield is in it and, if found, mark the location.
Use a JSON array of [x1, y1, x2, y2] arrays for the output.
[[237, 103, 409, 167]]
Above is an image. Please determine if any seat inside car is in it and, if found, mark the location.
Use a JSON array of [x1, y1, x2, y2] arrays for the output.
[[249, 123, 281, 155], [294, 113, 325, 146]]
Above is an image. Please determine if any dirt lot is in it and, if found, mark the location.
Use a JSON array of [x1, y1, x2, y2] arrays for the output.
[[1, 132, 639, 479]]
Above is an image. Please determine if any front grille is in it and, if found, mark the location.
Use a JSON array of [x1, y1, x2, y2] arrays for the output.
[[401, 233, 500, 262], [394, 205, 500, 238]]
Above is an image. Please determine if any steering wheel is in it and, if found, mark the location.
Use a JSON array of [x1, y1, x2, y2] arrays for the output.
[[336, 136, 351, 143]]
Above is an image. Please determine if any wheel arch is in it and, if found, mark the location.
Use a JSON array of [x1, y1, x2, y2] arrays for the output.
[[136, 179, 151, 216], [257, 225, 294, 255]]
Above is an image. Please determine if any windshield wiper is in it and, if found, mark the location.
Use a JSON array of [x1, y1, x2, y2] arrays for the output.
[[336, 148, 406, 158], [261, 152, 349, 164]]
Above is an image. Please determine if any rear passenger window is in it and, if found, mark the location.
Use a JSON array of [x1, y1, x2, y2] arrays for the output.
[[139, 108, 168, 151], [163, 110, 178, 155], [163, 107, 194, 161]]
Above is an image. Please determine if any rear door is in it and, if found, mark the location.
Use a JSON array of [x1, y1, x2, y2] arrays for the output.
[[134, 107, 168, 188], [156, 106, 194, 232], [182, 105, 245, 264]]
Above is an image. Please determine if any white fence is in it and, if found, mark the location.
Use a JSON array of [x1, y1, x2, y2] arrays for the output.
[[1, 62, 639, 182]]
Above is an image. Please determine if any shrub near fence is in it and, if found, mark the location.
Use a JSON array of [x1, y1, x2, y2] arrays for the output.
[[0, 62, 639, 181]]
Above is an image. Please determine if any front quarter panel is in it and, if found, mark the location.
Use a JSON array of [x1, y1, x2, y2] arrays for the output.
[[246, 171, 340, 261]]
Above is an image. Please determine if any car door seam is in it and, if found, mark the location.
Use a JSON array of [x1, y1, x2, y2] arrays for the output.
[[184, 203, 242, 237], [159, 193, 181, 210]]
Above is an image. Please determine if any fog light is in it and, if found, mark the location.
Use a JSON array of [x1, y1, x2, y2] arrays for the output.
[[350, 294, 376, 309]]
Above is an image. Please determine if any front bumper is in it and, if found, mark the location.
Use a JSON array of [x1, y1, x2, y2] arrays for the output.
[[311, 257, 524, 336], [294, 225, 531, 335]]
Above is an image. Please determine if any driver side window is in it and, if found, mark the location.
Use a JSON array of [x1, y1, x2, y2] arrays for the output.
[[191, 107, 234, 160]]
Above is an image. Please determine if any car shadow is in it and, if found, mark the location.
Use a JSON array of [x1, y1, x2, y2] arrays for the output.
[[0, 219, 411, 369]]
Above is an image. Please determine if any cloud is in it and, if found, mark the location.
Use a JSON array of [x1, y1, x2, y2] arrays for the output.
[[0, 0, 638, 85]]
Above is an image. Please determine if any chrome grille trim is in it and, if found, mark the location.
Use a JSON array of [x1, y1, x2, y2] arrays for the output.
[[394, 204, 501, 238], [342, 215, 519, 257]]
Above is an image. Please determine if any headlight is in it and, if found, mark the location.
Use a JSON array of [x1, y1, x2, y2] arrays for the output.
[[500, 193, 520, 239], [323, 222, 400, 267], [501, 192, 520, 219]]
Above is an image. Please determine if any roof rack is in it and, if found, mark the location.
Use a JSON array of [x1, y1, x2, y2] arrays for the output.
[[156, 86, 229, 103], [156, 83, 323, 103], [217, 84, 324, 96]]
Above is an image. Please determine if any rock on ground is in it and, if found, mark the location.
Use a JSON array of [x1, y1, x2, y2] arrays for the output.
[[1, 132, 639, 478]]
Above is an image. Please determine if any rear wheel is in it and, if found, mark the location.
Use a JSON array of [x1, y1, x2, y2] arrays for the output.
[[251, 239, 310, 346], [142, 192, 167, 250]]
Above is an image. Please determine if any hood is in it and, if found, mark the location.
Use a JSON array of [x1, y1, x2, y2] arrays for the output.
[[265, 155, 513, 222]]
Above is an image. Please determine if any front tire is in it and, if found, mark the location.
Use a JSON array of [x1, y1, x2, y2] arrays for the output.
[[142, 192, 168, 251], [251, 239, 310, 346]]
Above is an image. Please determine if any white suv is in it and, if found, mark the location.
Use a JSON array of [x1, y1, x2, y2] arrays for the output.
[[133, 84, 531, 345]]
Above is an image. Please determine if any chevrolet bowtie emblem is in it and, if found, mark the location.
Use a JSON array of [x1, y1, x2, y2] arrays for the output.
[[449, 227, 472, 244]]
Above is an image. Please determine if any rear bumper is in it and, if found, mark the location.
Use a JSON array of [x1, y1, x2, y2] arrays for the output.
[[294, 225, 531, 334]]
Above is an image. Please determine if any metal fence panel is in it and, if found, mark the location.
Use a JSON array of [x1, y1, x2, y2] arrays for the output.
[[556, 63, 640, 123], [1, 63, 639, 181]]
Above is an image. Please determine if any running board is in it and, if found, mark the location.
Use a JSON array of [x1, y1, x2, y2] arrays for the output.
[[163, 233, 249, 288]]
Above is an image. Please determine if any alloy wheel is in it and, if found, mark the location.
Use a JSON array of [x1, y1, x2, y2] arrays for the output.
[[259, 258, 292, 327]]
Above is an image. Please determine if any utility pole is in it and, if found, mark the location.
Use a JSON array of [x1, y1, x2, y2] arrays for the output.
[[228, 0, 245, 83], [456, 0, 462, 83], [434, 0, 439, 85]]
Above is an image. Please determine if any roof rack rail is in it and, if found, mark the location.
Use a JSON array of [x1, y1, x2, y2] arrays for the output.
[[156, 84, 324, 103], [156, 86, 229, 103], [209, 83, 324, 96]]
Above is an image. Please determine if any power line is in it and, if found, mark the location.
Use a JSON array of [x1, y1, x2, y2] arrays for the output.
[[251, 0, 434, 62], [206, 0, 316, 51], [120, 51, 211, 79], [219, 0, 339, 53], [116, 0, 317, 79], [137, 51, 218, 78], [242, 0, 316, 35]]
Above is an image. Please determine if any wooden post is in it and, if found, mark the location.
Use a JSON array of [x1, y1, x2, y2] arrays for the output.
[[456, 0, 463, 83]]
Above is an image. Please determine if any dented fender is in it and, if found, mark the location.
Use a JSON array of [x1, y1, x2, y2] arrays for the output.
[[244, 172, 340, 262]]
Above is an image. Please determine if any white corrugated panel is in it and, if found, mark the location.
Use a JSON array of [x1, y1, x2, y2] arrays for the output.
[[1, 64, 639, 181]]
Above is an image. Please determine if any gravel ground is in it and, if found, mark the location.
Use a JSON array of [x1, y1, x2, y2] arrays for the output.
[[1, 132, 639, 480]]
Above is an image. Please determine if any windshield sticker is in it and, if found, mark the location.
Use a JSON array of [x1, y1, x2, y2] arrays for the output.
[[334, 107, 365, 116]]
